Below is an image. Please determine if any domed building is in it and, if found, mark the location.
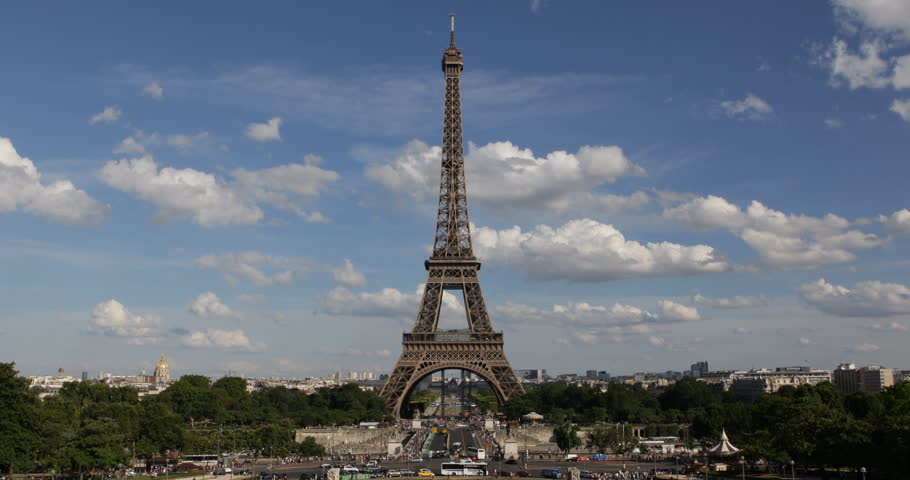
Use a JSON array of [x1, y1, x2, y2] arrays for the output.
[[153, 353, 170, 384]]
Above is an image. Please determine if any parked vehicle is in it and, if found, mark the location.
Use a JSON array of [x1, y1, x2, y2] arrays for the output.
[[417, 469, 435, 477], [516, 472, 532, 478], [541, 469, 564, 479]]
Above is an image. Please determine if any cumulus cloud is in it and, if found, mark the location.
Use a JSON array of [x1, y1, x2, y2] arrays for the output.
[[496, 298, 700, 345], [181, 328, 263, 351], [99, 154, 337, 226], [332, 259, 367, 287], [718, 94, 774, 120], [167, 132, 211, 152], [663, 195, 884, 269], [0, 137, 108, 226], [473, 218, 730, 282], [90, 106, 122, 125], [879, 208, 910, 234], [365, 139, 648, 214], [694, 294, 762, 308], [194, 251, 313, 286], [320, 284, 464, 325], [891, 98, 910, 121], [847, 342, 881, 352], [245, 117, 283, 142], [113, 137, 148, 155], [189, 292, 239, 318], [833, 0, 910, 39], [799, 278, 910, 317], [142, 82, 163, 99], [90, 299, 162, 344]]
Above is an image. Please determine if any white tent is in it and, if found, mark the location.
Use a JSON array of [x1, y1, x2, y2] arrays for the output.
[[521, 411, 544, 421], [707, 429, 741, 456]]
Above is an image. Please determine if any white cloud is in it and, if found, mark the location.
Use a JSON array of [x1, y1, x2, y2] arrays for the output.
[[833, 0, 910, 39], [113, 137, 148, 155], [90, 106, 122, 125], [332, 259, 367, 288], [718, 94, 774, 120], [880, 209, 910, 234], [890, 98, 910, 121], [245, 117, 283, 142], [181, 328, 263, 352], [90, 299, 162, 344], [799, 278, 910, 317], [320, 284, 464, 324], [496, 298, 700, 345], [694, 294, 761, 308], [473, 218, 730, 282], [365, 139, 648, 214], [142, 81, 163, 99], [799, 337, 815, 346], [826, 40, 892, 89], [825, 117, 846, 128], [0, 137, 108, 226], [189, 292, 239, 318], [99, 155, 338, 226], [167, 132, 210, 152], [663, 195, 884, 269], [866, 320, 908, 332], [847, 342, 881, 352], [194, 251, 313, 286]]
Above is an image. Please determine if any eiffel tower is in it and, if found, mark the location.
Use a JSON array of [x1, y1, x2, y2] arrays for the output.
[[380, 15, 523, 417]]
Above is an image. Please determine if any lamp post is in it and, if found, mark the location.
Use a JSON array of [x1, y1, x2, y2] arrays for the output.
[[739, 456, 744, 480], [789, 460, 794, 480], [860, 467, 866, 480]]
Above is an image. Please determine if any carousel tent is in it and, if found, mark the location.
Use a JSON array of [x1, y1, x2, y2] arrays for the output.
[[707, 429, 741, 456], [521, 411, 544, 422]]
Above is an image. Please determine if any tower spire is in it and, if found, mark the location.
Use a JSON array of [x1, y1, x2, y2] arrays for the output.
[[450, 14, 456, 46]]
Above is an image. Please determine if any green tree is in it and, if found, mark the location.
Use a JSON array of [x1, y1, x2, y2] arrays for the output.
[[553, 422, 581, 456], [0, 362, 41, 474]]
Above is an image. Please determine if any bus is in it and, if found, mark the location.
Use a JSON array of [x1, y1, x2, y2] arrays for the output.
[[440, 461, 488, 476], [181, 455, 219, 468], [466, 447, 485, 460]]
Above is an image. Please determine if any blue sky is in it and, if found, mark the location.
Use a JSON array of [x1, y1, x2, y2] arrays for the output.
[[2, 1, 909, 379]]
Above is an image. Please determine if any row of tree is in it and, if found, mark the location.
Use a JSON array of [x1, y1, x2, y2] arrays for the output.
[[502, 378, 910, 476], [0, 363, 388, 475]]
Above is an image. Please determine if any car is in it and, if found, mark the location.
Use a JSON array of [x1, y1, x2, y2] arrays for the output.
[[386, 470, 401, 478], [366, 461, 379, 468], [516, 472, 532, 478], [342, 466, 359, 474], [498, 472, 515, 477], [580, 471, 597, 479], [407, 457, 423, 463], [505, 459, 518, 465], [321, 464, 334, 469], [399, 470, 415, 476], [417, 469, 434, 477], [541, 469, 564, 479]]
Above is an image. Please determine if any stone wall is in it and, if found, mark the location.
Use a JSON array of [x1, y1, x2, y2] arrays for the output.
[[295, 427, 407, 455]]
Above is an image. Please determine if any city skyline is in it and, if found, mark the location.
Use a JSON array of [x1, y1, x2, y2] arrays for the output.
[[2, 1, 910, 378]]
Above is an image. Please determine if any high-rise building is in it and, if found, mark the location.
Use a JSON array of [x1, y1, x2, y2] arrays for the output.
[[81, 371, 88, 381], [833, 363, 895, 393], [153, 354, 170, 384], [515, 369, 547, 383], [689, 361, 709, 378]]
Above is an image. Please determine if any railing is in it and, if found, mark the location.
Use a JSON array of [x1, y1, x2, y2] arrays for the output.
[[403, 331, 503, 343]]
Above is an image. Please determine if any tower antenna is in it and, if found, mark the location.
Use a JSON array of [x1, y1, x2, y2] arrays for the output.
[[450, 14, 456, 46]]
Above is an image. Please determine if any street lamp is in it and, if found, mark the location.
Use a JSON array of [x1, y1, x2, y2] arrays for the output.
[[789, 460, 795, 480], [860, 467, 866, 480], [739, 456, 744, 480]]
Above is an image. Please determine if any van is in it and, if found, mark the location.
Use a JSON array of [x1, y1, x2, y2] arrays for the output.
[[541, 469, 564, 479]]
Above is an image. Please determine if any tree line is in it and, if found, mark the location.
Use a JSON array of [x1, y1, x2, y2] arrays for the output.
[[502, 377, 910, 476], [0, 363, 389, 475]]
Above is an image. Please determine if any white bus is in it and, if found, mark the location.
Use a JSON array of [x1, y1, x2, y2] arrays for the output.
[[181, 454, 219, 468], [466, 447, 485, 460], [440, 461, 488, 476]]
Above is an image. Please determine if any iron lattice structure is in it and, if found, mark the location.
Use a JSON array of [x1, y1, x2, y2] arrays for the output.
[[380, 17, 524, 417]]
